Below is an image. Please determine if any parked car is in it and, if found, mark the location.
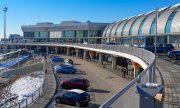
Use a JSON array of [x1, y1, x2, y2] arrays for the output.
[[167, 50, 180, 60], [106, 42, 117, 45], [60, 77, 90, 90], [145, 43, 174, 53], [52, 56, 64, 62], [65, 59, 74, 65], [55, 89, 90, 107], [55, 64, 77, 74]]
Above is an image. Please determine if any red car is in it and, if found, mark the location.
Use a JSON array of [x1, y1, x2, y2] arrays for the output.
[[60, 77, 90, 90]]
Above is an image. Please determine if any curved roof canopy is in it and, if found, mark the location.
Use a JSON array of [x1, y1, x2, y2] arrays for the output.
[[103, 4, 180, 37]]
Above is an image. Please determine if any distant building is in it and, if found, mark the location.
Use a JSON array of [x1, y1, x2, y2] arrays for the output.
[[21, 21, 109, 43], [8, 34, 23, 42]]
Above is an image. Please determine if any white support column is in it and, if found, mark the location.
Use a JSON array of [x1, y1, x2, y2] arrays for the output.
[[76, 49, 79, 57], [167, 35, 170, 44], [83, 50, 87, 60], [98, 53, 103, 65], [67, 47, 69, 56], [134, 68, 140, 78], [111, 55, 117, 70]]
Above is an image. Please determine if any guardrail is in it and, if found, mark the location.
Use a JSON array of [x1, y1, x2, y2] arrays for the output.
[[16, 74, 47, 108], [4, 42, 157, 108]]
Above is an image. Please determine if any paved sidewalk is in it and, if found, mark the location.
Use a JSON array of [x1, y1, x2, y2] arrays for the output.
[[156, 58, 180, 108], [31, 60, 56, 108]]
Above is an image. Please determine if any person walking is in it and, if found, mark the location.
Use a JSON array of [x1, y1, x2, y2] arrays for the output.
[[121, 67, 127, 78]]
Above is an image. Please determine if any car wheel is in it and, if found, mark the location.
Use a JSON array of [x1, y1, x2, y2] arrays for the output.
[[75, 101, 81, 107], [171, 54, 177, 60]]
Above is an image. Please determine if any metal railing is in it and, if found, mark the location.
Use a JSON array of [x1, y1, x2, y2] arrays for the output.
[[4, 42, 157, 108], [16, 74, 47, 108]]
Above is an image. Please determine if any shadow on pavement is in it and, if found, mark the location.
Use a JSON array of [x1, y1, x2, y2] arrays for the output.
[[86, 102, 100, 108], [89, 88, 110, 93], [74, 63, 81, 65], [76, 70, 87, 75]]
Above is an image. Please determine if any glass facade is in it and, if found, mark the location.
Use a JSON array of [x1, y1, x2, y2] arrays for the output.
[[165, 11, 177, 33], [89, 30, 101, 37], [169, 35, 180, 43], [64, 31, 75, 37], [33, 31, 49, 38], [40, 32, 48, 38], [24, 32, 35, 38], [76, 30, 84, 37], [35, 32, 39, 38]]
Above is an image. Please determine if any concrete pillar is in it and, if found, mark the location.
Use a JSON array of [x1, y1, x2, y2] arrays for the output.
[[83, 50, 87, 60], [111, 56, 117, 70], [67, 47, 69, 56], [76, 49, 79, 57], [55, 47, 58, 55], [167, 35, 170, 44], [98, 53, 103, 65]]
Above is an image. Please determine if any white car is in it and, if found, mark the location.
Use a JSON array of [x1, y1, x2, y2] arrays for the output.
[[54, 65, 61, 72]]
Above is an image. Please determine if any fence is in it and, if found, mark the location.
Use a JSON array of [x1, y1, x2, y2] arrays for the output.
[[1, 62, 44, 78], [16, 74, 47, 108]]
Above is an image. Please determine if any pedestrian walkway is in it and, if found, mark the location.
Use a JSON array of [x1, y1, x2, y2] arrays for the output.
[[156, 58, 180, 108], [31, 60, 56, 108]]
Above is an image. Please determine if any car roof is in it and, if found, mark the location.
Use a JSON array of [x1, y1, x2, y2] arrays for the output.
[[68, 89, 85, 94]]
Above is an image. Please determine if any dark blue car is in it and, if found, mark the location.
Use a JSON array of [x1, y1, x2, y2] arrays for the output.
[[55, 89, 90, 107], [52, 56, 64, 62], [56, 64, 77, 74], [145, 43, 174, 53], [167, 50, 180, 60]]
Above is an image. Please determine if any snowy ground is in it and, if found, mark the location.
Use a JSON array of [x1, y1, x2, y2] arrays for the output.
[[0, 71, 45, 107], [10, 71, 44, 101]]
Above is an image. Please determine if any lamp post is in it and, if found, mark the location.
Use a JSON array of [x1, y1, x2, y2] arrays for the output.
[[3, 6, 7, 52], [3, 6, 8, 73], [155, 8, 158, 55]]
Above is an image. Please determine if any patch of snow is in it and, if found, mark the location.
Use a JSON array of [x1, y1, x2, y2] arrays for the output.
[[10, 71, 44, 102]]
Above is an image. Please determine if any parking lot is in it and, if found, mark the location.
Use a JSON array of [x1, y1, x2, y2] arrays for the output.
[[51, 55, 128, 108]]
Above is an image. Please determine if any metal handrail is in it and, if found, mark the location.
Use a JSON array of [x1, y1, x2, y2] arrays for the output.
[[100, 78, 139, 107]]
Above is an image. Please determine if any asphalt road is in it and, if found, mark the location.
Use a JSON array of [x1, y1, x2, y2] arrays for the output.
[[53, 56, 128, 108]]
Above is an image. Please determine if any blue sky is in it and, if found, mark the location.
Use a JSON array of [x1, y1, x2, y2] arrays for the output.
[[0, 0, 179, 38]]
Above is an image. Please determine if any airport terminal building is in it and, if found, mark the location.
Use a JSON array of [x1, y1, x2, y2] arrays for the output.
[[21, 21, 108, 43], [102, 4, 180, 48], [21, 4, 180, 48]]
